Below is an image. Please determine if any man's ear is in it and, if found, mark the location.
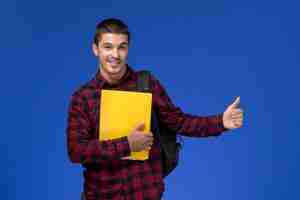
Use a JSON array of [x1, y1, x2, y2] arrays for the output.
[[92, 43, 99, 56]]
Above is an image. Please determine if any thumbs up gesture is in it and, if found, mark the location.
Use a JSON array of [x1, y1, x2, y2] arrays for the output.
[[223, 96, 244, 129]]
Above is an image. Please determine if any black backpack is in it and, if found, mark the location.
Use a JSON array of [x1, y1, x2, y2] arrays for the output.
[[137, 70, 182, 178]]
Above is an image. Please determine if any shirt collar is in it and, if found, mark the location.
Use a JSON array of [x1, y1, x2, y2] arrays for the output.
[[93, 64, 137, 88]]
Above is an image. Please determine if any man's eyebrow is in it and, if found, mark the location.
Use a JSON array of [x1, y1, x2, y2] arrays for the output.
[[102, 42, 113, 45], [120, 42, 129, 46], [101, 42, 128, 46]]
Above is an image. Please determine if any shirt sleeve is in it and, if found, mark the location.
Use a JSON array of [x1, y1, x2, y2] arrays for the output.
[[66, 92, 131, 164], [151, 75, 228, 137]]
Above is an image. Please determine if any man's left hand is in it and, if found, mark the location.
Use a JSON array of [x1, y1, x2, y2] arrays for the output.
[[223, 96, 244, 130]]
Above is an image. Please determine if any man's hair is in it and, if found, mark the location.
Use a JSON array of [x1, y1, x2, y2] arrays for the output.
[[93, 18, 130, 46]]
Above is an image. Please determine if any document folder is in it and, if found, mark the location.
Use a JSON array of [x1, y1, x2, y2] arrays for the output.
[[99, 89, 152, 160]]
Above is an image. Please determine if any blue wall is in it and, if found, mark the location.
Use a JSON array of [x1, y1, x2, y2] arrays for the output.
[[1, 0, 300, 199]]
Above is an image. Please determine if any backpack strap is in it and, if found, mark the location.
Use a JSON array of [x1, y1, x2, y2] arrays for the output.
[[137, 70, 151, 92], [137, 70, 160, 135]]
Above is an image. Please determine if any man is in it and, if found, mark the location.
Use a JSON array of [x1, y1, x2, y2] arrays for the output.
[[66, 18, 244, 200]]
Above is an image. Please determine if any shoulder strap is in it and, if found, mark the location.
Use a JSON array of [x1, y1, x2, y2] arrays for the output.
[[137, 70, 160, 134], [137, 70, 151, 92]]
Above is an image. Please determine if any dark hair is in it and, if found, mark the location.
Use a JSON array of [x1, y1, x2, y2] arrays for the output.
[[93, 18, 130, 46]]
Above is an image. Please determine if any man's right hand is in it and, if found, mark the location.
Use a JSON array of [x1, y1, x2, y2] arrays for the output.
[[127, 123, 154, 152]]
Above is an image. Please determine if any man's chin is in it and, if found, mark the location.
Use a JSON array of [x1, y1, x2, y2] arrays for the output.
[[108, 67, 123, 75], [108, 66, 127, 77], [101, 63, 126, 78], [107, 62, 124, 70]]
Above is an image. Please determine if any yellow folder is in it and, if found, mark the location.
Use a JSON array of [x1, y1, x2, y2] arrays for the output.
[[99, 89, 152, 160]]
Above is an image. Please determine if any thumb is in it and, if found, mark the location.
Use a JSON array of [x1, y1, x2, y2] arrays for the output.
[[134, 122, 145, 131], [229, 96, 240, 108]]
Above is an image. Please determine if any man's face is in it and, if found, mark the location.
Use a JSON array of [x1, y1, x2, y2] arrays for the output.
[[93, 33, 129, 82]]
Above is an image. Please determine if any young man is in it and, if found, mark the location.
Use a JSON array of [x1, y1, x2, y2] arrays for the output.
[[66, 18, 244, 200]]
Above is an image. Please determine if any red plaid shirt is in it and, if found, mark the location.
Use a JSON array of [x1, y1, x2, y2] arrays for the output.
[[66, 66, 227, 200]]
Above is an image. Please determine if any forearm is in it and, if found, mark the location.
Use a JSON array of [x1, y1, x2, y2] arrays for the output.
[[156, 105, 227, 137], [176, 112, 227, 137], [67, 135, 131, 164]]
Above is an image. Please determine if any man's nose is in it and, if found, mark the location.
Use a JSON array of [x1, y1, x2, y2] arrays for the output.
[[112, 48, 120, 58]]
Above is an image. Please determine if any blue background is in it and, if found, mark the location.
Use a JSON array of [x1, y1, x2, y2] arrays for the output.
[[1, 0, 300, 199]]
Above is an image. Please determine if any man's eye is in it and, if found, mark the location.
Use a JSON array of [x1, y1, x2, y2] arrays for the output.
[[103, 46, 112, 49]]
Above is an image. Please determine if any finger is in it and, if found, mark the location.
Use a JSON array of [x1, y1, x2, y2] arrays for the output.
[[233, 118, 243, 122], [145, 132, 154, 138], [231, 108, 243, 114], [140, 132, 153, 140], [230, 96, 240, 108], [145, 142, 153, 150], [232, 112, 243, 116], [145, 136, 154, 144], [134, 122, 145, 131], [231, 110, 244, 118], [135, 131, 145, 135], [147, 141, 153, 149], [146, 146, 152, 150], [231, 113, 243, 119], [234, 122, 243, 128], [233, 120, 243, 127], [144, 136, 154, 144], [144, 140, 153, 147]]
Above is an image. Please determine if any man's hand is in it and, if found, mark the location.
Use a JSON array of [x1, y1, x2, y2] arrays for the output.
[[223, 96, 244, 129], [127, 123, 154, 152]]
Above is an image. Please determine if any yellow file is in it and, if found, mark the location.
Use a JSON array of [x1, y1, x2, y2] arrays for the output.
[[99, 89, 152, 160]]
